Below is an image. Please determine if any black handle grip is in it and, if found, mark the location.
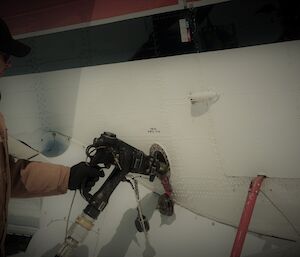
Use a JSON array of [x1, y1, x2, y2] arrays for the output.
[[80, 177, 93, 202]]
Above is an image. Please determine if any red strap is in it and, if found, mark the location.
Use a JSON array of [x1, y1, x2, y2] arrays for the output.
[[161, 176, 172, 197], [230, 175, 265, 257]]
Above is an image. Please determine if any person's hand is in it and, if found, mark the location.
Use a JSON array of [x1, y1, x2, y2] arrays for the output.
[[90, 147, 114, 168], [68, 162, 105, 191]]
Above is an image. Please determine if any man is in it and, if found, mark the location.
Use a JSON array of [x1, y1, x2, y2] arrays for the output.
[[0, 18, 103, 256]]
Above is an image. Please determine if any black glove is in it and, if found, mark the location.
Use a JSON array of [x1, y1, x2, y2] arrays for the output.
[[89, 147, 114, 168], [68, 162, 105, 191]]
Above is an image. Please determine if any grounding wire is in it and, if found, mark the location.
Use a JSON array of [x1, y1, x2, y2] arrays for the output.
[[65, 190, 77, 240], [260, 189, 300, 237]]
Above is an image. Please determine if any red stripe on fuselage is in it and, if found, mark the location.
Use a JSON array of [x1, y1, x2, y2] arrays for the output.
[[0, 0, 178, 36]]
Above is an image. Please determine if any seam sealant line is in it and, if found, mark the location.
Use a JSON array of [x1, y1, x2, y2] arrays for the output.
[[230, 175, 266, 257]]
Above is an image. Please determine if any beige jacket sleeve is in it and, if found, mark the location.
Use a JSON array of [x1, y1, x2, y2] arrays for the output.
[[9, 156, 70, 198]]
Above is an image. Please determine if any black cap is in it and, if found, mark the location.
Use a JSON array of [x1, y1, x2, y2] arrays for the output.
[[0, 18, 31, 57]]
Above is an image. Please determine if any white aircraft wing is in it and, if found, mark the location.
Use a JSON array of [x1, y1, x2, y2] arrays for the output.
[[1, 40, 300, 256]]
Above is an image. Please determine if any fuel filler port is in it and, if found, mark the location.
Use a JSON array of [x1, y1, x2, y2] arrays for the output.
[[150, 144, 174, 216]]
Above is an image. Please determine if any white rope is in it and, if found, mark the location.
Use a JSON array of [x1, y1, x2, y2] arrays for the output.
[[65, 190, 77, 239], [132, 178, 148, 241]]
